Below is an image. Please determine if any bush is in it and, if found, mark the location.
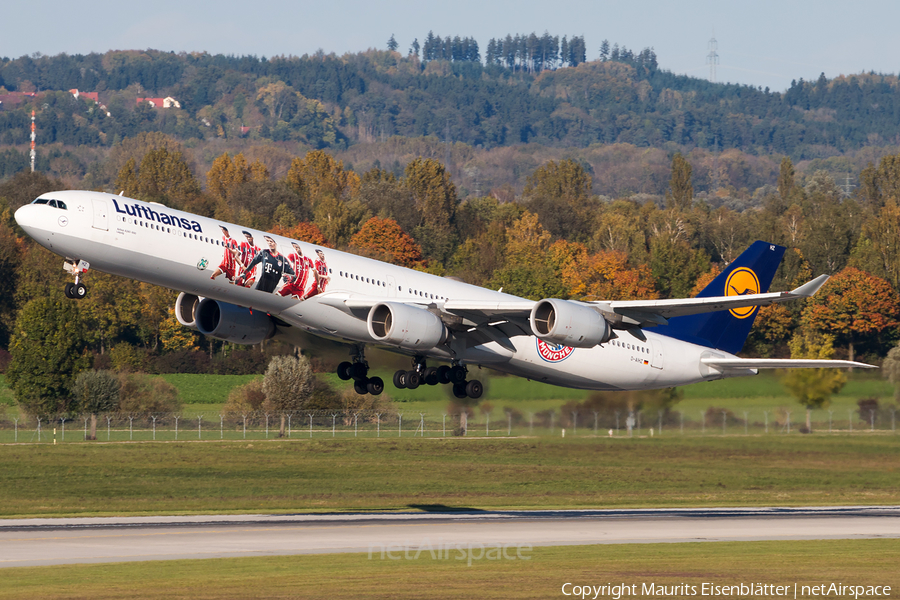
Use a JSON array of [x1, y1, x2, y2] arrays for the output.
[[223, 379, 267, 415], [0, 348, 10, 373], [117, 373, 182, 414], [109, 343, 145, 373]]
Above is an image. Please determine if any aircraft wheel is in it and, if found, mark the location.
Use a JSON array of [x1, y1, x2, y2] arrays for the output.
[[353, 380, 368, 395], [452, 382, 468, 399], [406, 370, 421, 390], [423, 367, 440, 386], [437, 365, 451, 384], [64, 283, 75, 299], [337, 361, 353, 381], [465, 380, 484, 400], [73, 283, 87, 299], [367, 376, 384, 396], [393, 370, 407, 389], [349, 362, 368, 382], [448, 365, 466, 384]]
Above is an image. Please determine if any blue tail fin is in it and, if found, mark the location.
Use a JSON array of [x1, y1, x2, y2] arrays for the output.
[[659, 241, 786, 354]]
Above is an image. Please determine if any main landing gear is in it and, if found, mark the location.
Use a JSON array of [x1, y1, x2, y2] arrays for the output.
[[393, 358, 483, 399], [337, 347, 384, 396], [63, 259, 90, 300]]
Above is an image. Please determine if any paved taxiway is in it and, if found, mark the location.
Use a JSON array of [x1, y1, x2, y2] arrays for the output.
[[1, 506, 898, 568]]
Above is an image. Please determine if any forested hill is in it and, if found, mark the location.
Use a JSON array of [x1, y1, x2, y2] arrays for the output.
[[1, 47, 898, 158]]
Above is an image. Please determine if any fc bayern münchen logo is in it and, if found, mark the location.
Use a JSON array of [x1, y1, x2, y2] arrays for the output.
[[536, 339, 575, 362]]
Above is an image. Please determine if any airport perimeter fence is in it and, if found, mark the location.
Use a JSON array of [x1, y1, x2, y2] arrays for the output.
[[0, 407, 896, 443]]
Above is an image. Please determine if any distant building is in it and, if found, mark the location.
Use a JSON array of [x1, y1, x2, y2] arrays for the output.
[[69, 89, 100, 103], [0, 91, 38, 110], [136, 97, 181, 109]]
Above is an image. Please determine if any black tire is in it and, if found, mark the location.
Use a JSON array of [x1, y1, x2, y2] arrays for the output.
[[452, 382, 468, 399], [449, 365, 467, 384], [465, 379, 484, 399], [337, 361, 353, 381], [354, 380, 368, 395], [423, 367, 439, 386], [367, 376, 384, 395], [393, 370, 407, 389], [350, 362, 368, 382], [406, 370, 421, 389], [64, 283, 75, 299], [73, 283, 87, 299], [437, 365, 451, 385]]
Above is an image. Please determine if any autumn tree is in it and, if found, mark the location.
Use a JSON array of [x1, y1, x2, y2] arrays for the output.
[[7, 295, 92, 416], [776, 157, 796, 211], [114, 146, 200, 208], [522, 159, 595, 241], [349, 217, 424, 267], [72, 370, 120, 440], [490, 211, 565, 299], [285, 150, 360, 204], [262, 354, 316, 437], [801, 267, 900, 362], [782, 330, 846, 431], [270, 221, 328, 246], [550, 241, 657, 301], [665, 152, 693, 211], [404, 157, 458, 262], [207, 152, 269, 201]]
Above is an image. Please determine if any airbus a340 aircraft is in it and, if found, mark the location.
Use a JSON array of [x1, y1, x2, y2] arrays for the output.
[[14, 190, 872, 399]]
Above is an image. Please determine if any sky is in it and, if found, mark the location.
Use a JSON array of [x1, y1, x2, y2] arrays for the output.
[[4, 0, 899, 92]]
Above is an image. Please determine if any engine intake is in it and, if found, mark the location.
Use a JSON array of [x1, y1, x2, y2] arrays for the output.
[[174, 292, 202, 329], [195, 298, 275, 345], [530, 298, 611, 348], [367, 302, 446, 350]]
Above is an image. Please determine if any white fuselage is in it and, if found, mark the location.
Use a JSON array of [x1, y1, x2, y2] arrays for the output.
[[14, 191, 748, 391]]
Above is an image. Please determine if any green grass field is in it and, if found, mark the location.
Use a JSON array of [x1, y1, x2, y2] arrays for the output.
[[2, 539, 897, 600], [0, 436, 898, 518]]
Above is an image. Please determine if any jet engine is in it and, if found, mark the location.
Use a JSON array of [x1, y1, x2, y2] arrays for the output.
[[194, 297, 275, 345], [529, 298, 611, 348], [174, 292, 201, 329], [367, 302, 446, 350]]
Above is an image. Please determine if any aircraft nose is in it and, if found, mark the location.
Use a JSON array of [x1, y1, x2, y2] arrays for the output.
[[14, 204, 40, 233]]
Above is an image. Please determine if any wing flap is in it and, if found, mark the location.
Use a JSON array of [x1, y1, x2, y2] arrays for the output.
[[701, 357, 876, 370]]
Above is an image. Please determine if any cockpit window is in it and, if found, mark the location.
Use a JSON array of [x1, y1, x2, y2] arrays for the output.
[[48, 200, 58, 208], [56, 201, 67, 210], [30, 198, 67, 209], [32, 198, 49, 205]]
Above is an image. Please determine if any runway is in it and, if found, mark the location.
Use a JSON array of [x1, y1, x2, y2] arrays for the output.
[[1, 506, 898, 568]]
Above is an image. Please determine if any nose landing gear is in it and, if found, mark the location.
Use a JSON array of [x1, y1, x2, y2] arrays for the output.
[[63, 260, 90, 300]]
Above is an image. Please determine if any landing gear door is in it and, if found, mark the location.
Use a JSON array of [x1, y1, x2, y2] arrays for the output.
[[650, 338, 664, 370], [92, 199, 108, 231]]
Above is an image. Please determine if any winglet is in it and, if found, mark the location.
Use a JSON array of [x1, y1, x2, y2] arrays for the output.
[[790, 274, 830, 297]]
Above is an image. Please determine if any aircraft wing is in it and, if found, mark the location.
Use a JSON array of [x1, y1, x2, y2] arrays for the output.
[[701, 357, 876, 370], [592, 274, 830, 327], [313, 275, 830, 331]]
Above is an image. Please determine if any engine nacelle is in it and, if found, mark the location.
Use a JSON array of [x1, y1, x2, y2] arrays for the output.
[[367, 302, 446, 350], [174, 292, 202, 329], [529, 298, 611, 348], [195, 298, 275, 345]]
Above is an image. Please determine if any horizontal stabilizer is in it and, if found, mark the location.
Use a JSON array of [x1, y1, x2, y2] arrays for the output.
[[701, 357, 876, 370]]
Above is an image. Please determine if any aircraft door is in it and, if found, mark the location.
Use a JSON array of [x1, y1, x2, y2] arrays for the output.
[[650, 338, 664, 369], [387, 275, 397, 298], [92, 199, 108, 231]]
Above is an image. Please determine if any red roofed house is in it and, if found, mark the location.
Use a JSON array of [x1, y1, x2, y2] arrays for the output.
[[136, 97, 181, 109], [70, 89, 100, 103]]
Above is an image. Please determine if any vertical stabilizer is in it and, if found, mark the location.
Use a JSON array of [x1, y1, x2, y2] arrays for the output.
[[659, 241, 786, 354]]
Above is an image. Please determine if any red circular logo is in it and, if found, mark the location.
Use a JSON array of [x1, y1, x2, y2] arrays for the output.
[[536, 339, 575, 362]]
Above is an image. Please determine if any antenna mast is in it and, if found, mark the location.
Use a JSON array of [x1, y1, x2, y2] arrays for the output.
[[30, 110, 36, 172], [706, 34, 719, 83]]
